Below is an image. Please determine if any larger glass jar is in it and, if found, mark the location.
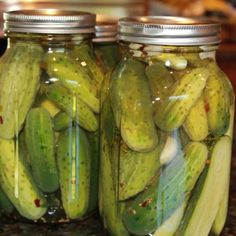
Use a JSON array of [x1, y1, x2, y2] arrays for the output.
[[0, 9, 103, 224], [100, 17, 234, 236]]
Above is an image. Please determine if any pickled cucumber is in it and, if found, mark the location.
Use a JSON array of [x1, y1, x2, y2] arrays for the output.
[[123, 142, 208, 235], [45, 83, 98, 132], [110, 58, 157, 152], [175, 136, 232, 236], [0, 42, 43, 139], [44, 52, 100, 113], [25, 108, 59, 193], [204, 63, 232, 136], [118, 136, 162, 200], [57, 126, 91, 219], [0, 138, 47, 220], [100, 98, 129, 236], [71, 42, 104, 89], [153, 53, 187, 71], [155, 67, 210, 132], [183, 97, 208, 141]]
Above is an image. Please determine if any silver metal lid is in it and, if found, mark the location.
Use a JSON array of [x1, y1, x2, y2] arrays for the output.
[[118, 16, 221, 45], [93, 22, 118, 43], [3, 9, 96, 34]]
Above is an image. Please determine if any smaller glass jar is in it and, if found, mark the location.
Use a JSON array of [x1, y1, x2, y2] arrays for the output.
[[0, 9, 103, 224], [93, 21, 120, 73], [100, 16, 234, 236]]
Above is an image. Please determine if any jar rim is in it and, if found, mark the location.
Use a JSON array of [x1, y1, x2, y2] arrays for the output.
[[118, 16, 221, 46], [3, 9, 96, 35]]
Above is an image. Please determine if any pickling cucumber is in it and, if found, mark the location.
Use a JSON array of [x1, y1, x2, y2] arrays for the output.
[[204, 63, 232, 136], [45, 83, 98, 132], [0, 42, 43, 139], [0, 138, 47, 220], [183, 97, 208, 141], [175, 136, 232, 236], [44, 51, 100, 113], [155, 67, 210, 132], [25, 108, 59, 193], [110, 57, 158, 152], [56, 126, 91, 219]]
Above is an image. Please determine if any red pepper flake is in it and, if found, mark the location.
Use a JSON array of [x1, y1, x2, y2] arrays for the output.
[[34, 199, 41, 208], [206, 160, 211, 165], [204, 102, 210, 113], [140, 198, 153, 208], [0, 116, 3, 125]]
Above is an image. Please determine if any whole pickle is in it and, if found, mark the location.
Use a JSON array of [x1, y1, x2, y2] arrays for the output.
[[110, 58, 158, 152], [183, 97, 208, 141], [100, 97, 129, 236], [204, 62, 233, 136], [155, 67, 210, 132], [25, 108, 59, 193], [0, 42, 43, 139], [44, 52, 100, 113], [57, 126, 91, 219], [71, 42, 104, 90], [0, 138, 47, 220], [45, 83, 98, 132]]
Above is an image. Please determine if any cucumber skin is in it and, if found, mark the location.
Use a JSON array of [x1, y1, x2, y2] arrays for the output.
[[25, 108, 59, 193], [56, 126, 91, 219], [175, 136, 232, 236], [44, 51, 100, 114], [99, 98, 129, 236], [204, 63, 232, 136], [110, 57, 158, 152], [155, 67, 210, 132], [123, 141, 208, 236], [45, 83, 98, 132], [0, 138, 47, 220], [0, 42, 43, 139]]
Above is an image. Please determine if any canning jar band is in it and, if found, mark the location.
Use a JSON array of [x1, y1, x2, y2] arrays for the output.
[[118, 16, 221, 46], [3, 9, 96, 35]]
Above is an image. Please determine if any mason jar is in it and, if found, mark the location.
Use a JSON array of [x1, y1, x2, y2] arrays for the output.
[[93, 21, 120, 73], [100, 16, 234, 236], [0, 9, 103, 224]]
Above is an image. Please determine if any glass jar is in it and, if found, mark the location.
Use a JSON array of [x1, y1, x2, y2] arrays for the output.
[[93, 21, 120, 73], [0, 9, 103, 224], [100, 16, 234, 236]]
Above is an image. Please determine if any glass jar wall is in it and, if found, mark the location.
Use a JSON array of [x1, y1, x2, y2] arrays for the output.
[[93, 21, 120, 73], [100, 17, 234, 236], [0, 10, 103, 223]]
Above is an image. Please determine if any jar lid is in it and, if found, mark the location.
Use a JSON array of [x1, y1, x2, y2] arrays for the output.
[[118, 16, 221, 45], [93, 22, 118, 43], [3, 9, 96, 34]]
